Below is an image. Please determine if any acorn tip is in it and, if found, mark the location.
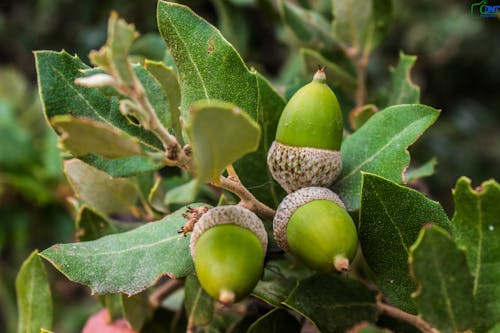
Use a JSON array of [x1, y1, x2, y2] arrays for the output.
[[219, 289, 236, 305], [334, 255, 350, 272]]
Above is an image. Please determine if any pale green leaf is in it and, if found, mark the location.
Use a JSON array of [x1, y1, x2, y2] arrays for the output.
[[404, 158, 437, 183], [333, 0, 372, 48], [300, 48, 357, 93], [89, 12, 138, 85], [283, 274, 378, 333], [188, 100, 260, 184], [451, 177, 500, 332], [165, 179, 198, 206], [16, 250, 52, 333], [51, 115, 143, 159], [247, 308, 301, 333], [332, 104, 440, 211], [280, 0, 336, 50], [40, 204, 209, 295], [184, 275, 214, 326], [157, 1, 285, 206], [333, 0, 393, 51], [359, 173, 450, 313], [387, 52, 420, 106], [64, 159, 139, 215], [145, 60, 183, 144], [409, 225, 475, 332]]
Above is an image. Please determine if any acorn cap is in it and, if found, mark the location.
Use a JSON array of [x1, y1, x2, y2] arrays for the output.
[[190, 206, 268, 259], [273, 187, 345, 252], [267, 141, 342, 193]]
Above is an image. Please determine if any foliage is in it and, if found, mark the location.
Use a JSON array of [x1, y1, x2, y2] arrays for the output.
[[6, 0, 500, 332]]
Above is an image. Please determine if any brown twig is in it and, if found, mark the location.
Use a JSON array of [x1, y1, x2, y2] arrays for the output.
[[129, 83, 191, 168], [377, 299, 436, 333], [149, 279, 184, 308], [216, 176, 276, 221]]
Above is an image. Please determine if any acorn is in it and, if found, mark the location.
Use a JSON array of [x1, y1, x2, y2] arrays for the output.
[[267, 68, 343, 193], [273, 187, 358, 272], [190, 206, 267, 304]]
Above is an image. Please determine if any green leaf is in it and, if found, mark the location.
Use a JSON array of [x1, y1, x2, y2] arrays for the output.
[[188, 100, 260, 184], [283, 274, 378, 333], [404, 158, 437, 183], [157, 1, 285, 206], [35, 50, 165, 177], [121, 292, 152, 331], [332, 0, 393, 52], [409, 225, 475, 332], [348, 104, 378, 131], [280, 0, 336, 50], [16, 250, 53, 333], [40, 204, 208, 295], [89, 12, 138, 85], [0, 105, 35, 169], [164, 179, 198, 206], [252, 258, 313, 307], [64, 159, 139, 215], [387, 52, 420, 106], [300, 48, 357, 94], [247, 308, 301, 333], [50, 115, 143, 159], [75, 205, 138, 242], [130, 33, 168, 61], [333, 0, 372, 48], [451, 177, 500, 332], [359, 173, 450, 313], [487, 322, 500, 333], [0, 67, 28, 108], [145, 60, 183, 144], [184, 275, 214, 326], [79, 155, 164, 178], [332, 104, 440, 211], [213, 0, 250, 56]]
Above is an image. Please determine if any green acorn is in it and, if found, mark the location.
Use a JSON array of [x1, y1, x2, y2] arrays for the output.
[[267, 68, 343, 193], [190, 206, 267, 304], [273, 187, 358, 272]]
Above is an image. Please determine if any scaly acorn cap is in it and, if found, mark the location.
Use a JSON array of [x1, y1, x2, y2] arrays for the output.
[[190, 206, 268, 259], [267, 141, 342, 193], [273, 187, 345, 252]]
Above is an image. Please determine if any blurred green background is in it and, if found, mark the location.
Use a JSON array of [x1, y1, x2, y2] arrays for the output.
[[0, 0, 499, 332]]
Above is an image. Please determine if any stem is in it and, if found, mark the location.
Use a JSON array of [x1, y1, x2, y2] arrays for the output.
[[186, 317, 196, 333], [130, 84, 190, 167], [216, 176, 276, 221], [377, 300, 436, 333], [149, 279, 184, 308]]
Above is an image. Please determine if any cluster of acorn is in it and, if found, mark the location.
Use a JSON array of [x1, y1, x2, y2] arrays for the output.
[[189, 69, 358, 304]]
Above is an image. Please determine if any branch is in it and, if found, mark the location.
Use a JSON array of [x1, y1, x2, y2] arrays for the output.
[[149, 279, 184, 308], [216, 176, 276, 221], [129, 83, 191, 168], [377, 300, 437, 333]]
